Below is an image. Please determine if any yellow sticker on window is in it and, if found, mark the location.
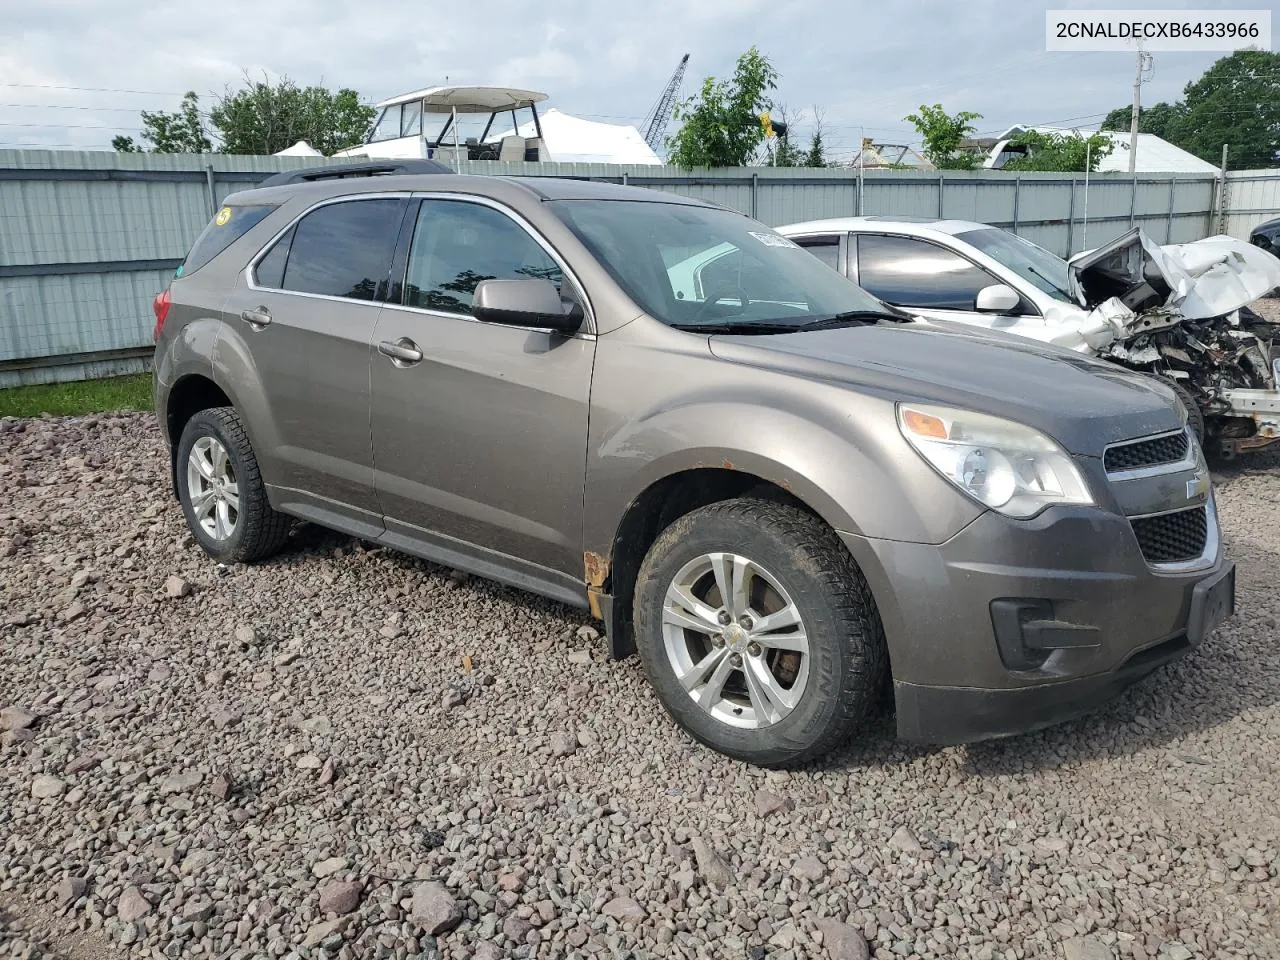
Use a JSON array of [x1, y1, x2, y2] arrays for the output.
[[214, 206, 232, 227]]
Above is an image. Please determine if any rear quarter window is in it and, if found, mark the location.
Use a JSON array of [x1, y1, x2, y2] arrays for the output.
[[178, 204, 278, 278]]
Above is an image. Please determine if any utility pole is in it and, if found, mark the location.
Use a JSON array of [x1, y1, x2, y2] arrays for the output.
[[1128, 47, 1153, 173]]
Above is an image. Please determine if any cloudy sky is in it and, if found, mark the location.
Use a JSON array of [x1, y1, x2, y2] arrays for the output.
[[0, 0, 1269, 160]]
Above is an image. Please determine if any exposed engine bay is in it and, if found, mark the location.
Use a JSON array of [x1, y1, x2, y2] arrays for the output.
[[1104, 305, 1280, 457], [1067, 229, 1280, 457]]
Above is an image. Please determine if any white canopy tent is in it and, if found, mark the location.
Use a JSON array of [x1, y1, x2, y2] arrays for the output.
[[503, 108, 661, 165], [273, 140, 323, 157]]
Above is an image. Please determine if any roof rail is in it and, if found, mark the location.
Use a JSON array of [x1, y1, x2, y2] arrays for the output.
[[255, 159, 453, 188]]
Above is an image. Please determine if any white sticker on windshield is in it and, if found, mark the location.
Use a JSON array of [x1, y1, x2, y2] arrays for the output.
[[749, 231, 800, 248]]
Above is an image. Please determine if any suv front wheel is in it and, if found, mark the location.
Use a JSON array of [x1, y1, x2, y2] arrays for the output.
[[634, 498, 887, 767], [176, 407, 292, 563]]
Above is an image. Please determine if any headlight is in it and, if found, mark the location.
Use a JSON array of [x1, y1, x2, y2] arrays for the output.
[[897, 402, 1093, 518]]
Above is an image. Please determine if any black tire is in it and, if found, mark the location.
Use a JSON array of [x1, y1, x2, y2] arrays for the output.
[[176, 407, 291, 563], [634, 498, 887, 768], [1158, 376, 1205, 445]]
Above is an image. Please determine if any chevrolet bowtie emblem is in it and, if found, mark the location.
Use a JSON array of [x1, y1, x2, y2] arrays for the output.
[[1187, 475, 1209, 501]]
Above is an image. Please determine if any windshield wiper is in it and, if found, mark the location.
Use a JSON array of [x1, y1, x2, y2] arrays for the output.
[[671, 321, 805, 335], [673, 310, 905, 336], [793, 310, 905, 330]]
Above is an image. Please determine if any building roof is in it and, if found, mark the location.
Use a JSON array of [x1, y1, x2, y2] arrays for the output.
[[990, 125, 1219, 174]]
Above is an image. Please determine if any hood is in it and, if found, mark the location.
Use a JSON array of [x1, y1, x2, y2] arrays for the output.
[[707, 320, 1184, 456], [1069, 227, 1280, 319]]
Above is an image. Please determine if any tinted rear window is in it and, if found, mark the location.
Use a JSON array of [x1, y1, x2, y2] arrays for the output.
[[179, 204, 277, 277], [280, 199, 405, 301]]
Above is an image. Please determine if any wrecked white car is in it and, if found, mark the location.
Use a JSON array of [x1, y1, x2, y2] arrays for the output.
[[776, 217, 1280, 458]]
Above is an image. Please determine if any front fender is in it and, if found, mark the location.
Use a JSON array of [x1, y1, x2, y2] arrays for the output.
[[582, 325, 983, 567]]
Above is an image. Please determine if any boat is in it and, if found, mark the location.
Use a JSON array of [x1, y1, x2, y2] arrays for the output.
[[332, 85, 661, 166]]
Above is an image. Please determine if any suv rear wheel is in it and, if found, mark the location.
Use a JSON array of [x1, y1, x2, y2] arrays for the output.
[[634, 498, 887, 767], [176, 407, 291, 563]]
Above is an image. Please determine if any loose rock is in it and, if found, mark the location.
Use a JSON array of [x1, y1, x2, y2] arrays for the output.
[[691, 837, 734, 889], [318, 879, 363, 915], [30, 775, 65, 799], [0, 706, 36, 730], [887, 825, 924, 855], [116, 886, 151, 923], [163, 575, 191, 598], [312, 857, 348, 878], [410, 881, 462, 934], [602, 897, 645, 924], [755, 787, 793, 817], [1062, 936, 1116, 960]]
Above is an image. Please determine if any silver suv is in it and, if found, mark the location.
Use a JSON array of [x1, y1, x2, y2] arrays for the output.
[[153, 164, 1236, 766]]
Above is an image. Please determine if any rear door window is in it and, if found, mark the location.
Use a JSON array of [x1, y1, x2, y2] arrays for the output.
[[793, 235, 842, 273], [403, 199, 564, 316], [856, 233, 997, 310], [278, 199, 406, 302], [179, 203, 278, 277], [253, 226, 294, 289]]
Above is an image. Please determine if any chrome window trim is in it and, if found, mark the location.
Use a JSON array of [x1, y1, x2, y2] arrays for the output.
[[1104, 427, 1197, 481], [379, 300, 596, 342]]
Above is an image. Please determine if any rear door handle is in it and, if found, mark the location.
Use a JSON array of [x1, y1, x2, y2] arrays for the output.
[[377, 338, 424, 365], [240, 306, 272, 329]]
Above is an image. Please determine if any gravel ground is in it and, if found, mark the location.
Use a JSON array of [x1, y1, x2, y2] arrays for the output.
[[3, 336, 1280, 960]]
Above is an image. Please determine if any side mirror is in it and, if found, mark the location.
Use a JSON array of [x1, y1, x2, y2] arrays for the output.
[[472, 278, 584, 333], [974, 283, 1021, 313]]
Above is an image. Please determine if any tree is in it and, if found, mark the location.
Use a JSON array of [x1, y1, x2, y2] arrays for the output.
[[765, 104, 805, 167], [112, 92, 212, 154], [1099, 50, 1280, 168], [805, 108, 827, 168], [904, 104, 982, 170], [667, 47, 779, 168], [210, 75, 375, 156], [1168, 50, 1279, 168], [1002, 131, 1114, 172], [1101, 101, 1181, 140]]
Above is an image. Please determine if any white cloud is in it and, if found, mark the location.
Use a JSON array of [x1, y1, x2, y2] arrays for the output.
[[0, 0, 1229, 159]]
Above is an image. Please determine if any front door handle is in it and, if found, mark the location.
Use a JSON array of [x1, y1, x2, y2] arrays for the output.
[[240, 306, 272, 329], [377, 337, 424, 366]]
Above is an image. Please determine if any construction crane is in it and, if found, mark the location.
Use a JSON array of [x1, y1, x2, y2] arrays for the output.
[[642, 54, 690, 153]]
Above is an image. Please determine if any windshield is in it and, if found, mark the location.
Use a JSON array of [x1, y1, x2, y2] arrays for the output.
[[548, 200, 891, 329], [956, 227, 1075, 304]]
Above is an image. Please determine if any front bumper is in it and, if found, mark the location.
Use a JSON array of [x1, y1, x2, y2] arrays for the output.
[[840, 499, 1234, 745], [1217, 387, 1280, 455]]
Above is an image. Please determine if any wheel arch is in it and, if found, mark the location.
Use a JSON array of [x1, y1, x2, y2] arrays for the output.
[[596, 462, 855, 662], [164, 374, 233, 499]]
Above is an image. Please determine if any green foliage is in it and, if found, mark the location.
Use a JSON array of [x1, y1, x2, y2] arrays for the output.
[[805, 131, 826, 168], [667, 47, 779, 168], [1099, 50, 1280, 168], [766, 105, 826, 168], [113, 77, 375, 156], [1169, 49, 1279, 168], [210, 75, 375, 156], [769, 137, 805, 167], [112, 92, 211, 154], [0, 374, 152, 419], [904, 103, 982, 170], [1002, 131, 1114, 172], [1100, 102, 1181, 140]]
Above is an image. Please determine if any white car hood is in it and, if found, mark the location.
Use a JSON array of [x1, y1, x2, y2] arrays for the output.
[[1068, 227, 1280, 323]]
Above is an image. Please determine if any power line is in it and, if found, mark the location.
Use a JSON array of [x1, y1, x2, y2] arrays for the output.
[[0, 82, 184, 96]]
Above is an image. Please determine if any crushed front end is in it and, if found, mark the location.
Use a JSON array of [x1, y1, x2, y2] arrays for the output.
[[1070, 229, 1280, 457]]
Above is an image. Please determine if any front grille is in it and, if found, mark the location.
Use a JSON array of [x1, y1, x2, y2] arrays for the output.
[[1104, 431, 1189, 473], [1131, 506, 1208, 564]]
